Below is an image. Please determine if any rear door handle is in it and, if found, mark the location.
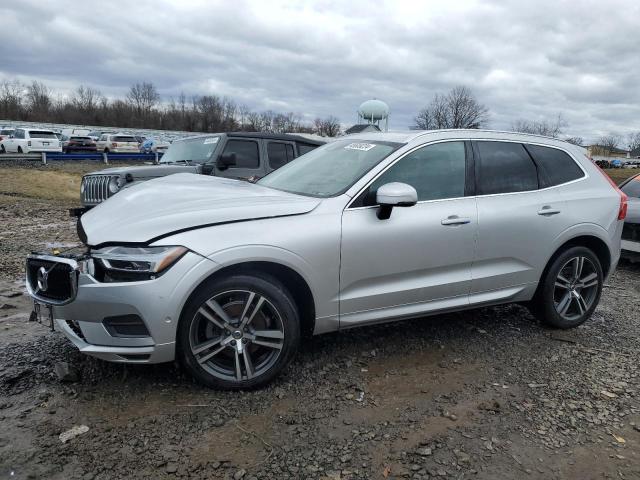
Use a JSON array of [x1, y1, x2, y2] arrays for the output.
[[441, 215, 471, 226], [537, 206, 561, 216]]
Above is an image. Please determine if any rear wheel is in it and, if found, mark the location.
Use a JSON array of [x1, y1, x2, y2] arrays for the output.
[[17, 146, 23, 153], [177, 274, 300, 389], [104, 148, 109, 153], [0, 145, 5, 154], [533, 246, 603, 329]]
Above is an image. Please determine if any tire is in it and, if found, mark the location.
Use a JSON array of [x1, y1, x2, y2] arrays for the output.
[[104, 148, 109, 153], [0, 145, 5, 154], [177, 273, 300, 390], [17, 146, 23, 153], [533, 246, 603, 329]]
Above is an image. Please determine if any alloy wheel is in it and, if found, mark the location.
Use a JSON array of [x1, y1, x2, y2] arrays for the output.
[[189, 290, 285, 382], [553, 256, 600, 321]]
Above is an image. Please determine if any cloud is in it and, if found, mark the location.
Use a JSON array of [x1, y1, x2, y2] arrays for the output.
[[0, 0, 638, 142]]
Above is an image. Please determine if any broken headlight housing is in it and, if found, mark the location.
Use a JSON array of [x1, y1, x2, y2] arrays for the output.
[[90, 246, 188, 282]]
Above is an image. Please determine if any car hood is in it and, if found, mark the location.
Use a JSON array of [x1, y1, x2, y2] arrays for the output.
[[87, 164, 199, 178], [80, 173, 321, 245]]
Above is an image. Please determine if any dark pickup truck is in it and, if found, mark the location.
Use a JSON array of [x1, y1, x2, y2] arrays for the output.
[[78, 132, 325, 208]]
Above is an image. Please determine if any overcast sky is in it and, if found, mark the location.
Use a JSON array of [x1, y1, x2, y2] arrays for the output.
[[1, 0, 638, 143]]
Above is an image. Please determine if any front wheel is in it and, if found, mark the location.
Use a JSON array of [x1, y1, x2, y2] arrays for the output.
[[177, 274, 300, 389], [0, 145, 5, 154], [533, 246, 603, 329]]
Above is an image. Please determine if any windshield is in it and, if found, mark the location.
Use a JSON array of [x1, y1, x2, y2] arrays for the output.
[[258, 140, 402, 197], [621, 175, 640, 198], [29, 131, 57, 139], [160, 136, 220, 164]]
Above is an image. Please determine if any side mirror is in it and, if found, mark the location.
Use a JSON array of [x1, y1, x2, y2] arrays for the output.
[[376, 182, 417, 220], [217, 152, 237, 170], [201, 163, 215, 175]]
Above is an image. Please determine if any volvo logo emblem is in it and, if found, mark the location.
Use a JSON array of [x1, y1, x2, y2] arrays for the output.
[[37, 266, 49, 292]]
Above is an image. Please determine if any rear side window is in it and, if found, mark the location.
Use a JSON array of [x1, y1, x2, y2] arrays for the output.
[[476, 141, 538, 195], [267, 142, 295, 169], [525, 144, 584, 188], [298, 143, 318, 155], [223, 139, 260, 169]]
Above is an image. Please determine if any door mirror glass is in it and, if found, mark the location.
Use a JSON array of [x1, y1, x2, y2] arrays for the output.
[[217, 152, 237, 170], [376, 182, 417, 220]]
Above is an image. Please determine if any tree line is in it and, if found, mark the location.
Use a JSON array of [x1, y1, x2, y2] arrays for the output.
[[0, 79, 342, 136]]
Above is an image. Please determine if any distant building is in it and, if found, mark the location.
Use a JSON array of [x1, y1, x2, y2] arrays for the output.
[[587, 145, 629, 157]]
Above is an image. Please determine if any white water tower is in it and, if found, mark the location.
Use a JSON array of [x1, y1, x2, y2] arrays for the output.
[[357, 99, 390, 131]]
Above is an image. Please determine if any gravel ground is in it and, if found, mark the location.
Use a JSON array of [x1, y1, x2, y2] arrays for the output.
[[0, 195, 639, 480]]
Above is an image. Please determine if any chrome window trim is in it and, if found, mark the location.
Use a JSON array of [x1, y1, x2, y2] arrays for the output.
[[345, 138, 589, 210]]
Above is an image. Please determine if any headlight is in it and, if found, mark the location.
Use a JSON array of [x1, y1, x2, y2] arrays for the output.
[[80, 179, 86, 194], [91, 246, 188, 282], [108, 176, 121, 194]]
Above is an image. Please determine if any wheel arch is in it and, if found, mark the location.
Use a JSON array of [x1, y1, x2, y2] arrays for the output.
[[536, 234, 612, 298], [180, 260, 316, 338]]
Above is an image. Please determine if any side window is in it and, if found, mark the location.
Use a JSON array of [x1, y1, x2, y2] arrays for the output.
[[99, 135, 106, 141], [267, 142, 289, 169], [222, 139, 259, 169], [298, 144, 317, 156], [15, 129, 24, 139], [476, 141, 538, 195], [525, 144, 584, 188], [364, 141, 466, 205]]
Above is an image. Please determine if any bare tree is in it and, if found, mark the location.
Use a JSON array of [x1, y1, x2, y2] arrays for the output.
[[564, 136, 584, 146], [314, 116, 341, 137], [414, 86, 488, 130], [627, 131, 640, 152], [127, 81, 160, 120], [25, 81, 52, 119], [510, 114, 567, 138], [596, 134, 622, 155], [72, 85, 103, 112], [0, 79, 23, 119]]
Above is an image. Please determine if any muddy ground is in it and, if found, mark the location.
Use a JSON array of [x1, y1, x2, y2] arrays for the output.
[[0, 184, 639, 479]]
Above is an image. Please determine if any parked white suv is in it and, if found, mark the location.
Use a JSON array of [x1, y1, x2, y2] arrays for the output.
[[0, 128, 62, 153], [95, 133, 140, 153], [26, 130, 626, 389]]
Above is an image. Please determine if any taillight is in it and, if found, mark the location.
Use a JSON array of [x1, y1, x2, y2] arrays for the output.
[[28, 140, 31, 146], [595, 165, 628, 220], [111, 142, 118, 147]]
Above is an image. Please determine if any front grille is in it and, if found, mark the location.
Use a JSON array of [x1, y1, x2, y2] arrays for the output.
[[26, 256, 79, 305], [622, 222, 639, 242], [81, 175, 113, 205]]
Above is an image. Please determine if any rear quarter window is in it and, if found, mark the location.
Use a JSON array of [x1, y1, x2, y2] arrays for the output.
[[525, 144, 585, 188], [298, 143, 318, 155]]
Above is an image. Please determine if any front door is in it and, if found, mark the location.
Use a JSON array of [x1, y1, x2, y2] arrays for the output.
[[340, 141, 477, 327], [215, 138, 264, 180]]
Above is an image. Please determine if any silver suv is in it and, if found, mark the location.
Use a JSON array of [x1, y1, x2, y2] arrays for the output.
[[26, 130, 627, 389]]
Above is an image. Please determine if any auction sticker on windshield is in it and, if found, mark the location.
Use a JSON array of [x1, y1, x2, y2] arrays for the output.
[[204, 137, 219, 144], [344, 143, 376, 151]]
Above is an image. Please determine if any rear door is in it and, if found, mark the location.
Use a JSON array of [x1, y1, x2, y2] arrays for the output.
[[215, 138, 264, 180], [471, 141, 567, 297], [265, 140, 296, 173]]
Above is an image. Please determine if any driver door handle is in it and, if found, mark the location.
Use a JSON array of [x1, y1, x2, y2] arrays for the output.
[[441, 215, 471, 226]]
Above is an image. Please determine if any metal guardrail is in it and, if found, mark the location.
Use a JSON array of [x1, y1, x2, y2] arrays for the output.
[[0, 152, 164, 164]]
